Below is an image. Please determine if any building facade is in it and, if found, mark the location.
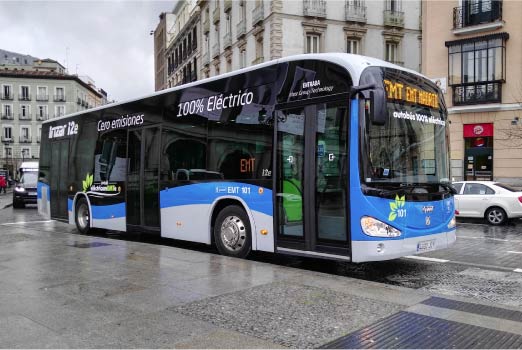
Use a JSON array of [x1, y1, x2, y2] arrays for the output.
[[422, 0, 522, 184], [0, 49, 107, 175], [155, 0, 422, 90]]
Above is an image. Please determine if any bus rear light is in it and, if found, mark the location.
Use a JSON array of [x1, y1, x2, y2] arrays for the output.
[[360, 216, 401, 238]]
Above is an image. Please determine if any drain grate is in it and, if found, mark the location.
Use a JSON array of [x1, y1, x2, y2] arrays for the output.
[[321, 311, 522, 349], [68, 242, 111, 249], [421, 296, 522, 323]]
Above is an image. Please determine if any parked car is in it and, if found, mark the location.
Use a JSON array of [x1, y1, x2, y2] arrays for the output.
[[452, 181, 522, 225]]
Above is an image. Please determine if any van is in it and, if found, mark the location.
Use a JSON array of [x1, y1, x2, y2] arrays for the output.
[[13, 161, 39, 209]]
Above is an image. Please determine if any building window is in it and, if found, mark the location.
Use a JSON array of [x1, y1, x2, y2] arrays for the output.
[[37, 86, 48, 101], [21, 148, 31, 159], [240, 48, 247, 69], [4, 147, 12, 158], [306, 34, 320, 54], [347, 39, 360, 54], [38, 105, 48, 120], [2, 104, 12, 119], [20, 86, 30, 101], [255, 36, 264, 62], [56, 105, 65, 118], [20, 126, 30, 143], [55, 87, 65, 102], [385, 41, 399, 64], [1, 85, 12, 100], [3, 126, 12, 141], [446, 33, 507, 105], [454, 0, 502, 29], [386, 0, 401, 12], [20, 105, 30, 119]]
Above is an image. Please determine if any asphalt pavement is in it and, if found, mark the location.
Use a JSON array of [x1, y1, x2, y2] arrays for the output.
[[1, 212, 522, 348]]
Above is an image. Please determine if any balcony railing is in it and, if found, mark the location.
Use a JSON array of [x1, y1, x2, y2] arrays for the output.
[[18, 94, 31, 101], [19, 136, 32, 143], [1, 136, 13, 143], [252, 4, 264, 25], [36, 94, 48, 101], [1, 114, 13, 120], [453, 2, 502, 30], [304, 0, 326, 18], [19, 113, 32, 121], [202, 51, 210, 66], [453, 82, 502, 105], [383, 10, 404, 27], [213, 6, 220, 23], [203, 18, 210, 33], [0, 93, 13, 100], [223, 32, 232, 49], [345, 2, 366, 23], [212, 43, 220, 58], [236, 19, 246, 39], [36, 114, 48, 121], [54, 95, 66, 102]]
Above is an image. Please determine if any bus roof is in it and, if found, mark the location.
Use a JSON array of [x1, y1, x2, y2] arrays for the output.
[[43, 53, 429, 124]]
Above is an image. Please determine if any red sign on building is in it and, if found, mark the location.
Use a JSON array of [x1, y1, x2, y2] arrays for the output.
[[463, 123, 494, 138]]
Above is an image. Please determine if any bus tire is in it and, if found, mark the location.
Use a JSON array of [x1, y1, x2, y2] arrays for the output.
[[75, 197, 93, 234], [213, 205, 252, 258]]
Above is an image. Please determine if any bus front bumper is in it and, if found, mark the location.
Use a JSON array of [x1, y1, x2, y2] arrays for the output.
[[351, 230, 456, 263]]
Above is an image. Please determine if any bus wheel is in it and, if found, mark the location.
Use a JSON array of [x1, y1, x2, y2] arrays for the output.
[[75, 197, 92, 234], [214, 205, 252, 258]]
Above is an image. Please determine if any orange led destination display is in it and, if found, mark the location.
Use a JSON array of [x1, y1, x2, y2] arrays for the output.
[[383, 79, 439, 109]]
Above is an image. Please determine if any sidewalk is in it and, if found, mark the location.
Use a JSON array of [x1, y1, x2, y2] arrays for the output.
[[0, 187, 12, 208], [1, 219, 522, 348]]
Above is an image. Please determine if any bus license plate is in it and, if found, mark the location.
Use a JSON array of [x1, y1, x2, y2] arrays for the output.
[[417, 240, 435, 252]]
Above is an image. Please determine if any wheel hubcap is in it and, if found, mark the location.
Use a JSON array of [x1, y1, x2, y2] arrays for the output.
[[77, 203, 89, 229], [488, 210, 503, 224], [220, 215, 246, 252]]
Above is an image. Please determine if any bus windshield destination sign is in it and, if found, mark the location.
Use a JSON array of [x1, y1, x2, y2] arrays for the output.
[[384, 79, 439, 109]]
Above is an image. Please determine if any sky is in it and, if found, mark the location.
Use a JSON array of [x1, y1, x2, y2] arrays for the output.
[[0, 0, 176, 102]]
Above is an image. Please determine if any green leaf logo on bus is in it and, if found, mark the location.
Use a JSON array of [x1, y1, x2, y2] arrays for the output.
[[82, 173, 93, 192], [388, 195, 406, 221]]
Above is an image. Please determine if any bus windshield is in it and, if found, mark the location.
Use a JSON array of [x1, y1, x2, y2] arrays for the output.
[[360, 67, 450, 188]]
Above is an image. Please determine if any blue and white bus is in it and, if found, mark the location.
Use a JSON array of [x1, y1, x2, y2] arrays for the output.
[[37, 53, 456, 262]]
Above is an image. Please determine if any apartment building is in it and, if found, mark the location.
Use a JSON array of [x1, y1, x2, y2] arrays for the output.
[[0, 49, 107, 175], [423, 0, 522, 184], [154, 0, 422, 90]]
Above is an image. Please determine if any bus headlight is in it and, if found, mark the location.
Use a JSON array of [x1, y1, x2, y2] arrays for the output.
[[448, 215, 456, 229], [360, 216, 401, 237]]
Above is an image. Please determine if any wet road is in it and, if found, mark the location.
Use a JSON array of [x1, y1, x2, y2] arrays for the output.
[[2, 204, 521, 308]]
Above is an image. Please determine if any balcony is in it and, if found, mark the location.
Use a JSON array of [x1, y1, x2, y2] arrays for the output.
[[1, 136, 13, 143], [236, 19, 246, 39], [203, 18, 210, 33], [36, 114, 48, 121], [252, 4, 264, 26], [223, 0, 232, 12], [223, 32, 232, 49], [453, 2, 502, 32], [252, 56, 264, 65], [54, 95, 66, 102], [19, 136, 32, 144], [383, 10, 404, 27], [212, 43, 220, 58], [453, 82, 501, 106], [1, 114, 13, 120], [0, 93, 13, 100], [36, 94, 48, 101], [202, 51, 210, 66], [18, 94, 31, 101], [213, 6, 220, 24], [303, 0, 326, 18], [345, 1, 366, 23], [19, 113, 32, 121]]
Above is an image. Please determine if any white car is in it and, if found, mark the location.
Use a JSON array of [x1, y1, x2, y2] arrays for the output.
[[452, 181, 522, 225]]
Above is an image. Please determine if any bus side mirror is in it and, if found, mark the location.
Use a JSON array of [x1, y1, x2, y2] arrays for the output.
[[369, 88, 387, 126]]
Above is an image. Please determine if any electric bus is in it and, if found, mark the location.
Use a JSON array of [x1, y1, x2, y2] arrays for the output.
[[37, 53, 456, 262]]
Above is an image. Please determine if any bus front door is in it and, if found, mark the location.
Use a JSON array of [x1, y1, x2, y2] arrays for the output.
[[126, 127, 161, 230], [275, 102, 350, 258], [50, 140, 69, 220]]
